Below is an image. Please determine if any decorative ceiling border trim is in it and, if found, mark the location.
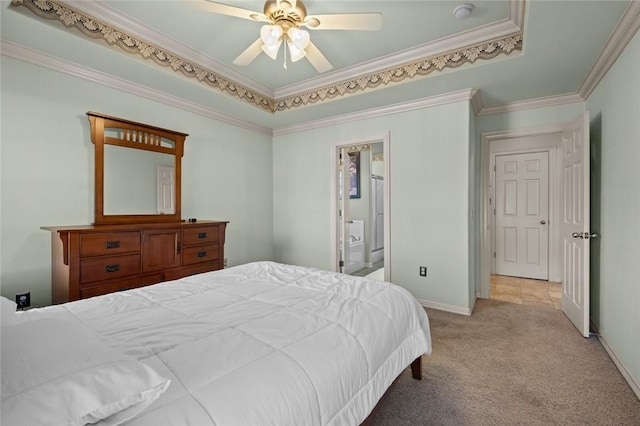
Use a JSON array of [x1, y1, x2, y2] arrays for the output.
[[62, 0, 273, 97], [10, 0, 275, 112], [273, 35, 522, 112], [11, 0, 523, 115], [0, 40, 273, 136], [275, 15, 523, 98]]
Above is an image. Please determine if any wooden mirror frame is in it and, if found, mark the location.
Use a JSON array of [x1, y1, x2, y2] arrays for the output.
[[87, 111, 187, 225]]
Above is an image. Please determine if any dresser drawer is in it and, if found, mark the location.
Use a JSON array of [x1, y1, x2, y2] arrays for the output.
[[79, 273, 163, 299], [182, 226, 219, 246], [80, 254, 141, 284], [182, 244, 219, 266], [80, 232, 141, 257]]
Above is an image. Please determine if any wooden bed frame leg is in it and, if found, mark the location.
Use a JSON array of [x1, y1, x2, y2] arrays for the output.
[[411, 356, 422, 380]]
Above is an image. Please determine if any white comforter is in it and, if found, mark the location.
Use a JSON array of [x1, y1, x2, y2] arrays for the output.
[[19, 261, 431, 425]]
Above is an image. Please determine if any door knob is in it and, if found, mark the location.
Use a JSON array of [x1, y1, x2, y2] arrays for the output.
[[540, 220, 546, 225], [572, 232, 583, 239], [585, 232, 599, 240]]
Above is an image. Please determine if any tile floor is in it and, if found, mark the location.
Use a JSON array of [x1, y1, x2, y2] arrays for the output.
[[490, 275, 562, 309], [351, 260, 384, 277]]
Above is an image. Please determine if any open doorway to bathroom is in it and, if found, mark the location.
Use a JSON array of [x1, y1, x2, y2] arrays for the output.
[[331, 133, 390, 282]]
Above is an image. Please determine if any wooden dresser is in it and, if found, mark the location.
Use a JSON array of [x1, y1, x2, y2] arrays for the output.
[[42, 221, 227, 304]]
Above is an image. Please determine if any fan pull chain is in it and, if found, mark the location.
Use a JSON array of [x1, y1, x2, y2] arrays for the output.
[[283, 40, 288, 69]]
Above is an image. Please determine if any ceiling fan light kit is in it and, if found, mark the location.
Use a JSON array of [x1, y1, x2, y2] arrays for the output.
[[260, 25, 283, 59], [205, 0, 382, 73], [287, 28, 310, 62]]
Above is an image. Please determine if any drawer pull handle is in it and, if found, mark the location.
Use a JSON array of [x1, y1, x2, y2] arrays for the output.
[[197, 251, 207, 258], [105, 241, 120, 249], [105, 264, 120, 273], [198, 232, 207, 239]]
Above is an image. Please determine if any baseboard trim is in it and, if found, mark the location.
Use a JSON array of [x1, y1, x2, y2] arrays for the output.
[[590, 323, 640, 401], [596, 335, 640, 400], [417, 299, 472, 316]]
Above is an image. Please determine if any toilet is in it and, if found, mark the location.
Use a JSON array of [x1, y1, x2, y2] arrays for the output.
[[347, 220, 365, 274]]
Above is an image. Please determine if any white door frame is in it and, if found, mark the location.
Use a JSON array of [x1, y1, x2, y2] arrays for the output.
[[331, 132, 391, 281], [479, 125, 564, 298]]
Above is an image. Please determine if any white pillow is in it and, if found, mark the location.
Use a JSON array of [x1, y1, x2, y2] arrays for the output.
[[1, 296, 18, 327], [1, 318, 170, 426]]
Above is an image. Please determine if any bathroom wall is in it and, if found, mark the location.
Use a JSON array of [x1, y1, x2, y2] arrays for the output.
[[348, 149, 372, 265]]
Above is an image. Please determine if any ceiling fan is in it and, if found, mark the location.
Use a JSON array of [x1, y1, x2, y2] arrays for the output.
[[198, 0, 382, 73]]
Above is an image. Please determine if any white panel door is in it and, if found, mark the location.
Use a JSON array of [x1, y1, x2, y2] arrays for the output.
[[156, 166, 174, 214], [561, 112, 591, 337], [495, 152, 549, 279]]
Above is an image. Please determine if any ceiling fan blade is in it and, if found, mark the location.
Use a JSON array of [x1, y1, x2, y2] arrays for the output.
[[196, 0, 267, 22], [233, 38, 264, 66], [305, 41, 333, 73], [304, 13, 382, 31]]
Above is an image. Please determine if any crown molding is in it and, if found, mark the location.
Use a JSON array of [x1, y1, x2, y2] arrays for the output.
[[474, 0, 639, 116], [509, 0, 527, 29], [470, 90, 484, 115], [578, 0, 640, 99], [11, 0, 524, 114], [62, 0, 274, 98], [10, 0, 276, 112], [275, 0, 526, 98], [0, 40, 272, 136], [477, 92, 584, 116], [272, 34, 522, 112], [275, 14, 523, 99], [273, 89, 479, 136]]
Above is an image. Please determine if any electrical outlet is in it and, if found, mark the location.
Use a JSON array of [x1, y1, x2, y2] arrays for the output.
[[223, 257, 228, 268], [419, 266, 427, 277], [15, 292, 30, 309]]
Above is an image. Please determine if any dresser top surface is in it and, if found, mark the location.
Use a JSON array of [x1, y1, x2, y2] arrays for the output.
[[41, 220, 228, 233]]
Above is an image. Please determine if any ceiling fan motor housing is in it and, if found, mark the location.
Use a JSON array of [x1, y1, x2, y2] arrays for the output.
[[264, 0, 306, 30]]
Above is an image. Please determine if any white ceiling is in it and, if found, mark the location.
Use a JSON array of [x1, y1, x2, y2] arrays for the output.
[[1, 0, 634, 131]]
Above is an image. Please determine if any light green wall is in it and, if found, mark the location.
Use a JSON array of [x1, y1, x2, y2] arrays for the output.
[[586, 31, 640, 389], [273, 101, 473, 309], [468, 105, 478, 307], [0, 57, 274, 307], [476, 104, 586, 135], [472, 32, 640, 391], [3, 28, 638, 394]]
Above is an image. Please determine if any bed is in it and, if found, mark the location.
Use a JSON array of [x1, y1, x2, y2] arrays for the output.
[[1, 261, 432, 426]]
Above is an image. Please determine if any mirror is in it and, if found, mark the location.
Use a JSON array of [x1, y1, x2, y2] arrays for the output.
[[103, 145, 175, 215], [87, 111, 187, 225]]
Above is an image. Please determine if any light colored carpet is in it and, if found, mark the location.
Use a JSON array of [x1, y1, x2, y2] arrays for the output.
[[370, 299, 640, 425]]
